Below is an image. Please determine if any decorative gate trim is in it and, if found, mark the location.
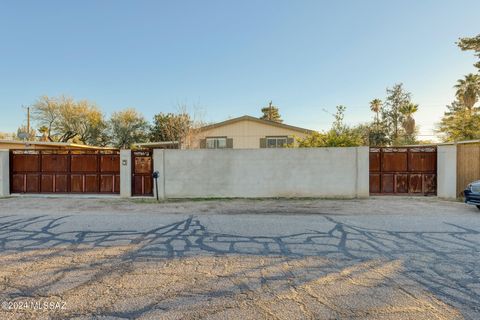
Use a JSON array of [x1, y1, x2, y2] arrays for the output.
[[10, 149, 120, 194], [369, 146, 437, 195]]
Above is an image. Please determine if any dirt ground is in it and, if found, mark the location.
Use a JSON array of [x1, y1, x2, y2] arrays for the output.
[[0, 196, 478, 319]]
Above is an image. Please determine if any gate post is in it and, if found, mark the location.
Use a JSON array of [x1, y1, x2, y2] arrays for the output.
[[437, 144, 457, 199], [356, 146, 370, 198], [120, 149, 132, 198], [0, 150, 9, 197]]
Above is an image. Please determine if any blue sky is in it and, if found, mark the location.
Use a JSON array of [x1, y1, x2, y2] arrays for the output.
[[0, 0, 479, 139]]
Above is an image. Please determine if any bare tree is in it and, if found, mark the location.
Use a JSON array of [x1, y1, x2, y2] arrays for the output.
[[31, 95, 109, 145], [31, 96, 60, 141], [177, 103, 208, 149], [109, 108, 149, 149], [149, 103, 208, 149]]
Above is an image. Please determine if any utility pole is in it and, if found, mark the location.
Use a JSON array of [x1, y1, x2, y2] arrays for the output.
[[27, 106, 30, 136], [19, 105, 31, 141]]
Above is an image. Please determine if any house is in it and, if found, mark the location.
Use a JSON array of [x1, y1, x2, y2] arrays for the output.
[[190, 115, 313, 149], [0, 140, 115, 150]]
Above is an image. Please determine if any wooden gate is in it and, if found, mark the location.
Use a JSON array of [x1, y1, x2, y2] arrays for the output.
[[369, 146, 437, 195], [457, 142, 480, 197], [10, 150, 120, 194], [132, 150, 153, 196]]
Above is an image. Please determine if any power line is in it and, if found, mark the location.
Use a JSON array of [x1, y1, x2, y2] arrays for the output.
[[319, 105, 447, 109]]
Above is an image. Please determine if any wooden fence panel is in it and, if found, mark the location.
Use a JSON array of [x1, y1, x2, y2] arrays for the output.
[[10, 150, 120, 194], [457, 143, 480, 196]]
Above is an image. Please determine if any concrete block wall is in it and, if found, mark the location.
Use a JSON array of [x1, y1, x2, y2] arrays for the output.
[[0, 146, 458, 199], [0, 150, 9, 197], [437, 144, 457, 199], [153, 147, 369, 199]]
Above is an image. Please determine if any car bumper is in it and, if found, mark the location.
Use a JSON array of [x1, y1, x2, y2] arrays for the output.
[[464, 189, 480, 205]]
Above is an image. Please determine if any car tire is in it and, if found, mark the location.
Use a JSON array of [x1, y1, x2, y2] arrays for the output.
[[477, 205, 480, 210]]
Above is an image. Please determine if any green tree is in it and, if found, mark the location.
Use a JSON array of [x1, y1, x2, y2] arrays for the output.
[[260, 101, 283, 123], [438, 36, 480, 142], [399, 102, 419, 144], [149, 112, 192, 145], [438, 100, 480, 142], [368, 127, 389, 147], [109, 108, 149, 149], [297, 106, 364, 147], [368, 98, 389, 146], [382, 83, 412, 144], [437, 73, 480, 142], [458, 34, 480, 70], [38, 126, 49, 141], [454, 73, 480, 109], [369, 99, 382, 125], [296, 131, 325, 147], [56, 99, 108, 145], [351, 123, 372, 146]]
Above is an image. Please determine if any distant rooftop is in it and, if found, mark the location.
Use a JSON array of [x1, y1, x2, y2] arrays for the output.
[[197, 115, 314, 134], [133, 141, 179, 149], [0, 140, 116, 150]]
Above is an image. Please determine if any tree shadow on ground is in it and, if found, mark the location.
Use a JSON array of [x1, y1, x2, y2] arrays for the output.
[[0, 214, 478, 319]]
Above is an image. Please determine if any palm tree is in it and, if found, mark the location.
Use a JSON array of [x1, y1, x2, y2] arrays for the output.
[[454, 73, 480, 109], [369, 99, 382, 125], [399, 103, 418, 138]]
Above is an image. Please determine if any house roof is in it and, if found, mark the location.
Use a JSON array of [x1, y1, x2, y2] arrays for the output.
[[197, 115, 314, 134], [0, 140, 116, 150], [134, 141, 179, 149]]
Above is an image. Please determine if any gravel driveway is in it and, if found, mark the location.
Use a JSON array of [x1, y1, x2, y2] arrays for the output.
[[0, 196, 479, 319]]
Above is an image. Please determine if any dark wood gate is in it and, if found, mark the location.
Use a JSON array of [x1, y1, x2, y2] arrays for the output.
[[132, 150, 153, 196], [10, 150, 120, 194], [369, 146, 437, 195]]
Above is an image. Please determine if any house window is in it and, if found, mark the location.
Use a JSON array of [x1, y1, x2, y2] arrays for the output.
[[206, 137, 227, 149], [266, 136, 288, 148]]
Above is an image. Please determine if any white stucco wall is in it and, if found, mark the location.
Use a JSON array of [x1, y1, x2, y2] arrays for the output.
[[0, 150, 9, 197], [437, 144, 457, 199], [157, 147, 369, 198], [120, 150, 132, 198]]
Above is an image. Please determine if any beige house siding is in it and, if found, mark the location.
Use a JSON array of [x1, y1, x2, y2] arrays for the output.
[[191, 119, 310, 149]]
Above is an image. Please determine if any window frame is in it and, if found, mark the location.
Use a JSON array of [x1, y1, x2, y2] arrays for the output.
[[205, 136, 228, 149], [265, 136, 288, 148]]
